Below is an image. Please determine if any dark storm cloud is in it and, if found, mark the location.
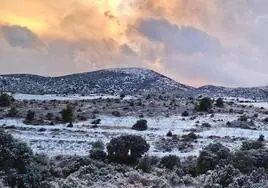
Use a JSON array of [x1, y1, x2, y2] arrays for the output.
[[1, 25, 44, 49], [139, 19, 223, 55]]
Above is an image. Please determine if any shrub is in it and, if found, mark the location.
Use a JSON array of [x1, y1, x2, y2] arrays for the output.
[[0, 129, 51, 187], [91, 119, 101, 125], [167, 131, 173, 137], [7, 105, 18, 117], [132, 119, 148, 131], [112, 111, 120, 117], [258, 134, 265, 141], [24, 110, 35, 123], [107, 135, 150, 164], [60, 104, 74, 123], [196, 97, 212, 112], [92, 140, 105, 150], [45, 112, 54, 120], [215, 98, 224, 108], [89, 149, 107, 161], [240, 140, 264, 151], [0, 93, 13, 107], [160, 155, 180, 170], [137, 155, 152, 173], [181, 111, 189, 117], [232, 149, 268, 173], [196, 143, 232, 175]]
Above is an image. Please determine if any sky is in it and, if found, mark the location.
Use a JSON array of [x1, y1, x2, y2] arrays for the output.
[[0, 0, 268, 87]]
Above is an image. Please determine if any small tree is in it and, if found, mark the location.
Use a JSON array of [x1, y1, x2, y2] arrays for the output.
[[7, 105, 18, 117], [24, 110, 35, 123], [107, 135, 150, 164], [0, 93, 13, 107], [160, 155, 180, 170], [132, 119, 148, 131], [215, 98, 224, 108], [196, 97, 212, 112], [60, 104, 74, 123]]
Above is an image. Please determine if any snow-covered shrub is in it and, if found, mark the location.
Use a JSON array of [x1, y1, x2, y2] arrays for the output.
[[132, 119, 148, 131], [137, 155, 153, 173], [0, 129, 51, 187], [107, 135, 150, 164], [92, 140, 105, 151], [232, 148, 268, 173], [89, 149, 107, 161], [196, 143, 231, 175], [160, 155, 180, 170], [240, 140, 264, 151]]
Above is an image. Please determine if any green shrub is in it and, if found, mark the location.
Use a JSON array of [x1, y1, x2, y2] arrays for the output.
[[24, 110, 35, 123], [60, 104, 74, 123], [107, 135, 150, 164], [132, 119, 148, 131], [160, 155, 180, 170], [7, 105, 18, 117], [196, 97, 212, 112], [215, 98, 224, 108], [0, 93, 13, 107]]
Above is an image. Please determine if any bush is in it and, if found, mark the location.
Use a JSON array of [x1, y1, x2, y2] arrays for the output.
[[92, 140, 105, 150], [132, 119, 148, 131], [240, 140, 264, 151], [258, 134, 265, 141], [137, 155, 152, 173], [232, 149, 268, 173], [107, 135, 150, 164], [196, 97, 212, 112], [181, 111, 189, 117], [60, 104, 74, 123], [0, 93, 13, 107], [215, 98, 224, 108], [160, 155, 180, 170], [166, 131, 173, 137], [0, 129, 51, 187], [45, 112, 54, 120], [196, 143, 232, 175], [24, 110, 35, 123], [89, 149, 107, 161], [7, 105, 18, 117]]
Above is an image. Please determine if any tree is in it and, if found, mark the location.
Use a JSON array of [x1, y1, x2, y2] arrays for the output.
[[24, 110, 35, 123], [60, 104, 74, 123], [7, 105, 18, 117], [132, 119, 148, 131], [215, 98, 224, 108], [107, 135, 150, 164], [196, 97, 212, 112], [0, 93, 13, 107]]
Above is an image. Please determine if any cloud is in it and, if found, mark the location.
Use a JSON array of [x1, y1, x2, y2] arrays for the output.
[[1, 25, 44, 49], [139, 19, 223, 55], [1, 0, 268, 87]]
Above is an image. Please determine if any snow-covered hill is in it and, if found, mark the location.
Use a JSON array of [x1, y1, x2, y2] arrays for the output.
[[0, 68, 192, 95], [197, 85, 268, 100]]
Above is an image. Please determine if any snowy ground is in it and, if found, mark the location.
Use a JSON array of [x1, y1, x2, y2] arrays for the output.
[[11, 93, 136, 101], [1, 113, 267, 158]]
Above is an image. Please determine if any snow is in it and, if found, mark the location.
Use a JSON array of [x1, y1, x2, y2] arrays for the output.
[[11, 93, 136, 101], [0, 113, 247, 157]]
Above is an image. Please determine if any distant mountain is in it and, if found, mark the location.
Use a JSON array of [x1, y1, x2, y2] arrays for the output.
[[0, 68, 193, 95], [1, 68, 268, 100], [197, 85, 268, 100]]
